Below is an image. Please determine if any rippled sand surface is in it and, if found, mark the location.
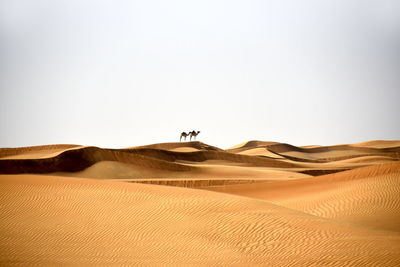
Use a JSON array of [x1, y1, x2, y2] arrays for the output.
[[1, 140, 399, 266]]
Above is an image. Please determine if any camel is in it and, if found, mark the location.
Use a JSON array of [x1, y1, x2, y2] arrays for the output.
[[180, 132, 190, 142], [189, 130, 200, 141]]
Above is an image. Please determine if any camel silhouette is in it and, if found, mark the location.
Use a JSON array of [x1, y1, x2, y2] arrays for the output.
[[180, 132, 190, 142], [189, 131, 200, 141]]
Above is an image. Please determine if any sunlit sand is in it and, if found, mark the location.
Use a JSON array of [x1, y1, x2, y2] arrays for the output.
[[1, 140, 399, 265]]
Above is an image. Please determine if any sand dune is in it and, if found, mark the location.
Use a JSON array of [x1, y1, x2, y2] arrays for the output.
[[129, 141, 223, 151], [169, 147, 200, 152], [332, 155, 397, 164], [54, 159, 309, 181], [352, 140, 400, 148], [3, 141, 393, 179], [206, 162, 400, 232], [0, 144, 81, 159], [0, 146, 195, 175], [237, 147, 285, 158], [266, 143, 400, 162], [1, 174, 399, 266], [227, 140, 279, 152], [1, 140, 399, 265]]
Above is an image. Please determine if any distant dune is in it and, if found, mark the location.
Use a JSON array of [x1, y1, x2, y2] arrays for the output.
[[1, 140, 399, 265]]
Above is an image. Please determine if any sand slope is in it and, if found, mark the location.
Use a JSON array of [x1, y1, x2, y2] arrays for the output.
[[1, 174, 400, 266], [1, 140, 398, 181], [1, 140, 400, 265], [206, 162, 400, 232], [0, 144, 81, 159]]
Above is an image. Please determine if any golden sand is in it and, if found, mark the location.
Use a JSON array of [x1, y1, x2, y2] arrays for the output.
[[1, 140, 399, 266]]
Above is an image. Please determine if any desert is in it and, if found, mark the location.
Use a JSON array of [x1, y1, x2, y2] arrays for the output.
[[0, 140, 399, 266], [2, 0, 400, 265]]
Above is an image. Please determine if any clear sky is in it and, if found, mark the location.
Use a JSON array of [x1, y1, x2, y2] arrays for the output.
[[1, 0, 399, 149]]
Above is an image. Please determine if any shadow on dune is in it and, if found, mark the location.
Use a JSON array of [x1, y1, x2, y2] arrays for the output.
[[0, 147, 195, 174], [0, 141, 398, 176]]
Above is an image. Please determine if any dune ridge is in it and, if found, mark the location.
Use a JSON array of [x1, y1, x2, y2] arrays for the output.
[[2, 140, 398, 179], [1, 140, 399, 265], [123, 148, 300, 167], [129, 141, 223, 151], [0, 144, 81, 159], [267, 143, 400, 162], [0, 146, 196, 174], [352, 140, 400, 148], [227, 140, 279, 151]]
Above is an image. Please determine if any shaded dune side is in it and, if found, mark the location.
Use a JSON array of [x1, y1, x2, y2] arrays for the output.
[[121, 148, 300, 168], [0, 144, 302, 175], [1, 141, 398, 180], [277, 151, 400, 163], [0, 147, 195, 174], [1, 174, 399, 266], [297, 168, 352, 176], [267, 143, 400, 162], [67, 161, 308, 180], [227, 140, 400, 153], [268, 143, 400, 154], [227, 141, 400, 163], [258, 148, 400, 163]]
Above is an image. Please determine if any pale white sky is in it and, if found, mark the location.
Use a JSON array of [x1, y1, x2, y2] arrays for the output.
[[1, 0, 399, 148]]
